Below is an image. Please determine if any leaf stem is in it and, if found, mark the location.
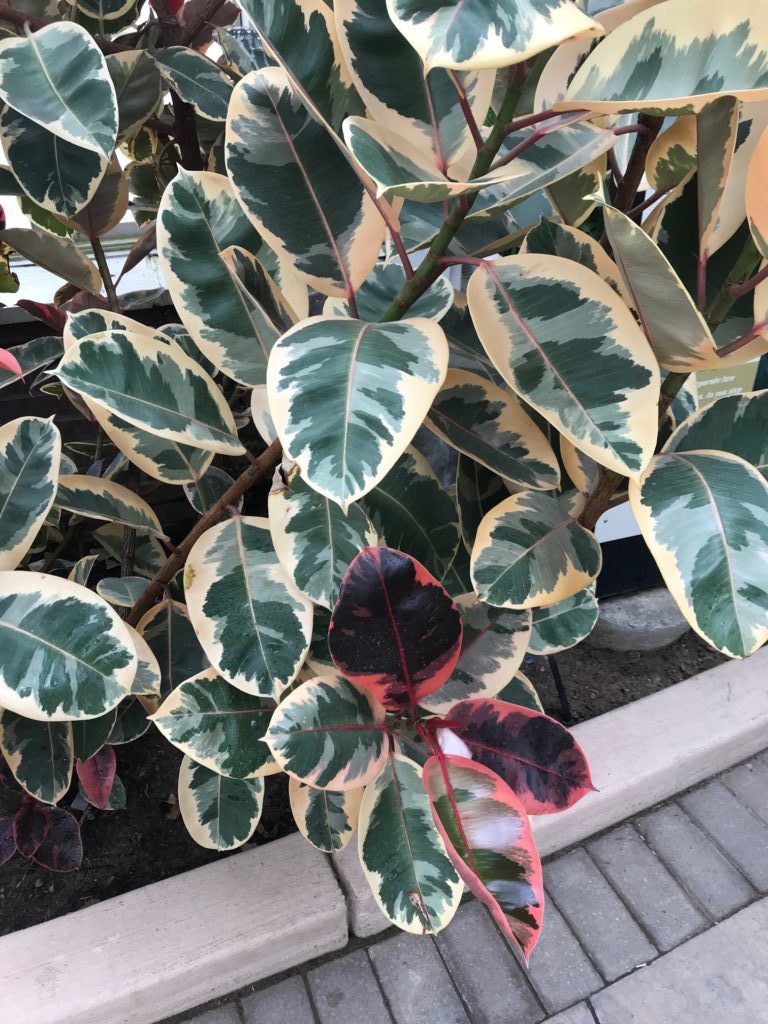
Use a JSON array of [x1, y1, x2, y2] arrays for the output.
[[730, 260, 768, 300], [92, 237, 120, 313]]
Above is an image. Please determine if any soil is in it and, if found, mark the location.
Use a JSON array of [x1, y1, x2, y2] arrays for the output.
[[0, 630, 726, 937]]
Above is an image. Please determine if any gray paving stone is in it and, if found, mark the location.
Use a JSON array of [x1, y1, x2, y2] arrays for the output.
[[435, 903, 543, 1024], [187, 1007, 240, 1024], [591, 898, 768, 1023], [525, 896, 601, 1013], [680, 779, 768, 891], [369, 932, 469, 1024], [240, 977, 316, 1024], [308, 950, 391, 1024], [546, 1004, 596, 1024], [544, 850, 656, 982], [588, 823, 706, 950], [722, 758, 768, 824], [636, 803, 754, 920]]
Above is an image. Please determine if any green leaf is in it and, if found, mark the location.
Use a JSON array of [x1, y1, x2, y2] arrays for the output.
[[95, 523, 166, 579], [420, 594, 531, 714], [64, 156, 128, 239], [225, 66, 384, 295], [455, 453, 509, 551], [440, 539, 473, 598], [496, 669, 544, 712], [1, 225, 100, 291], [697, 96, 740, 258], [471, 490, 602, 609], [359, 752, 461, 934], [183, 467, 237, 516], [630, 451, 768, 658], [151, 668, 277, 779], [665, 391, 768, 479], [562, 2, 768, 114], [0, 23, 117, 157], [185, 516, 313, 700], [136, 599, 207, 698], [467, 255, 659, 478], [125, 623, 162, 697], [57, 330, 244, 456], [269, 464, 378, 610], [0, 572, 137, 720], [0, 712, 72, 804], [106, 50, 163, 139], [529, 586, 598, 654], [0, 416, 60, 570], [324, 262, 453, 322], [108, 696, 150, 745], [96, 576, 149, 609], [289, 777, 362, 852], [646, 115, 697, 192], [268, 317, 447, 510], [266, 673, 388, 789], [387, 0, 599, 71], [178, 754, 264, 851], [67, 554, 99, 586], [71, 710, 116, 761], [0, 335, 62, 391], [156, 47, 233, 121], [362, 446, 460, 580], [55, 474, 165, 537]]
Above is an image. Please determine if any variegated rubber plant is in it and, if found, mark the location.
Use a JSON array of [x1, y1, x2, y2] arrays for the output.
[[0, 0, 766, 958]]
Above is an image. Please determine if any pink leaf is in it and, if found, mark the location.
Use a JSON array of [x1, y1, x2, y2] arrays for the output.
[[76, 746, 117, 809], [0, 347, 22, 377]]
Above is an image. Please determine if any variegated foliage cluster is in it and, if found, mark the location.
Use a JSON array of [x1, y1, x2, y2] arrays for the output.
[[0, 0, 766, 955]]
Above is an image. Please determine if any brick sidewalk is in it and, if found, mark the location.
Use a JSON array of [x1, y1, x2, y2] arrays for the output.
[[167, 753, 768, 1024]]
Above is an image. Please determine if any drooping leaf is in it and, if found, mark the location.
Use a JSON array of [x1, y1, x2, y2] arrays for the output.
[[0, 416, 60, 570], [106, 50, 163, 139], [156, 47, 233, 121], [0, 712, 73, 804], [55, 474, 164, 537], [387, 0, 600, 71], [423, 754, 544, 961], [225, 66, 385, 295], [497, 669, 544, 713], [183, 467, 238, 516], [664, 391, 768, 479], [267, 316, 448, 510], [746, 126, 768, 259], [30, 806, 82, 872], [1, 226, 100, 291], [697, 96, 740, 259], [324, 262, 453, 322], [0, 23, 117, 156], [362, 446, 460, 580], [178, 754, 264, 851], [467, 255, 659, 478], [359, 752, 462, 934], [529, 586, 598, 654], [420, 594, 531, 714], [448, 698, 593, 813], [561, 2, 768, 114], [0, 572, 136, 720], [136, 599, 207, 698], [328, 546, 462, 710], [185, 516, 313, 700], [289, 777, 362, 852], [96, 576, 149, 609], [75, 744, 116, 809], [629, 451, 768, 658], [71, 710, 117, 761], [57, 330, 244, 456], [0, 335, 62, 390], [471, 490, 602, 609], [151, 668, 277, 779], [266, 673, 388, 789]]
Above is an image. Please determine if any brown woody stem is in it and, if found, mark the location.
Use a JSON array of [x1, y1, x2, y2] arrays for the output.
[[612, 114, 664, 213]]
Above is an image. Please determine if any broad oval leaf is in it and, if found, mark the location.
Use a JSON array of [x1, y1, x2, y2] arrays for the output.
[[75, 745, 116, 809], [746, 126, 768, 259], [183, 467, 238, 517], [0, 712, 73, 804], [629, 451, 768, 658], [0, 226, 100, 292], [0, 416, 60, 570], [289, 777, 362, 852], [423, 754, 544, 961], [497, 669, 544, 713], [467, 255, 659, 478], [124, 624, 162, 697], [96, 576, 149, 609], [447, 698, 593, 814], [470, 490, 602, 609], [426, 370, 560, 489], [359, 752, 462, 934], [108, 697, 151, 745], [226, 66, 385, 295], [362, 446, 460, 580], [55, 474, 165, 537], [664, 391, 768, 479], [561, 1, 768, 114], [63, 156, 127, 239], [27, 806, 83, 872], [136, 599, 207, 698], [529, 586, 599, 654], [106, 50, 163, 139], [0, 335, 63, 391], [57, 330, 244, 456], [95, 523, 166, 580], [697, 96, 740, 259], [184, 516, 313, 699], [0, 23, 117, 157], [328, 546, 462, 710], [419, 594, 531, 714], [266, 673, 388, 789], [71, 710, 117, 762], [645, 115, 697, 191], [269, 464, 378, 610], [267, 316, 448, 509], [151, 668, 277, 779], [386, 0, 600, 71], [324, 262, 453, 323], [0, 572, 136, 721], [178, 754, 264, 851], [155, 47, 233, 121]]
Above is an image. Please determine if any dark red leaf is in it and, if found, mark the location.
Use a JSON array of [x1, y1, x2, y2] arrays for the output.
[[76, 746, 117, 810], [13, 799, 49, 859], [32, 809, 82, 873], [16, 300, 67, 332], [328, 547, 462, 711], [446, 699, 594, 815], [117, 222, 156, 282], [0, 816, 15, 866]]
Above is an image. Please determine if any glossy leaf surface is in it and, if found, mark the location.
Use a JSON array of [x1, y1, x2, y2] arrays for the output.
[[178, 754, 264, 851], [0, 416, 60, 570]]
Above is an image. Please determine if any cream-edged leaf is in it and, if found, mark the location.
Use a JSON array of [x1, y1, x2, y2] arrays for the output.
[[55, 474, 165, 537], [0, 712, 72, 805], [747, 127, 768, 259], [289, 778, 362, 853], [178, 754, 264, 851], [136, 599, 207, 698], [529, 586, 598, 654], [155, 47, 233, 121], [664, 391, 768, 478], [1, 226, 100, 292], [0, 416, 60, 570]]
